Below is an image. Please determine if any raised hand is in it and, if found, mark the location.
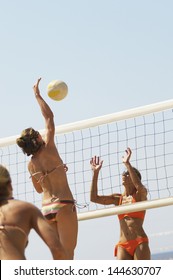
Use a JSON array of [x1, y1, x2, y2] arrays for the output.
[[122, 147, 132, 165], [33, 78, 41, 96], [90, 156, 103, 173]]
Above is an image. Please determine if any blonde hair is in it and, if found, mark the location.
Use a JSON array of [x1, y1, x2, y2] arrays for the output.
[[16, 127, 42, 156], [0, 165, 11, 196]]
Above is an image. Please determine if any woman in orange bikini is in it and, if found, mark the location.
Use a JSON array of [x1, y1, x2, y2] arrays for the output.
[[90, 147, 151, 260], [0, 164, 66, 260], [16, 78, 78, 259]]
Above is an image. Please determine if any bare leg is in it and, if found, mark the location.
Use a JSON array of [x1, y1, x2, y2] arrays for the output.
[[134, 242, 151, 260], [116, 246, 133, 260], [55, 204, 78, 259]]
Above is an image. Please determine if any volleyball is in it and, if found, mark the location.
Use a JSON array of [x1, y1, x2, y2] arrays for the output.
[[47, 80, 68, 101]]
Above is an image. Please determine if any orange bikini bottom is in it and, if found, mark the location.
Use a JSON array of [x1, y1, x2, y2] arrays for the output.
[[114, 237, 149, 257]]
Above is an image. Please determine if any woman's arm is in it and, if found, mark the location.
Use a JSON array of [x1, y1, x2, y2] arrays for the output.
[[30, 176, 43, 193], [90, 156, 120, 205], [33, 78, 55, 144], [28, 162, 43, 193], [122, 147, 147, 200]]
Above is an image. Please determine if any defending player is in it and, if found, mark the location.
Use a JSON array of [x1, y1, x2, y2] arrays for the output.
[[90, 147, 151, 260]]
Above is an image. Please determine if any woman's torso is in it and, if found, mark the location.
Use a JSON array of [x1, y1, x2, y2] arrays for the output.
[[30, 144, 74, 201], [118, 195, 147, 242]]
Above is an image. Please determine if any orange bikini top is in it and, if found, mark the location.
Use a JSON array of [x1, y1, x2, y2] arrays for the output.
[[118, 195, 145, 221]]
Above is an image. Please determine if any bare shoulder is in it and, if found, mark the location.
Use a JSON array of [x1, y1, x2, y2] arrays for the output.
[[12, 199, 39, 213], [139, 184, 148, 194]]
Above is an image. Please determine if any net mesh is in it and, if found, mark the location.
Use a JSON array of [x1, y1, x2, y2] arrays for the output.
[[1, 108, 173, 214]]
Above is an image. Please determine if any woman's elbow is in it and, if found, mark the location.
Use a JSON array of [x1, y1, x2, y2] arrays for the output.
[[90, 194, 98, 203]]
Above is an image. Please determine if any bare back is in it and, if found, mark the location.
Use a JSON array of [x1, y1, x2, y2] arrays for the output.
[[0, 199, 32, 260], [29, 142, 74, 201]]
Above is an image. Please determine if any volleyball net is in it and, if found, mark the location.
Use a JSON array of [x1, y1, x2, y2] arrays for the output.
[[1, 99, 173, 221]]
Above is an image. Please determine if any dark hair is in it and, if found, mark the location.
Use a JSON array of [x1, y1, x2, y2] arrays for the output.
[[0, 165, 11, 196], [123, 167, 142, 180], [133, 167, 142, 180], [16, 127, 42, 156]]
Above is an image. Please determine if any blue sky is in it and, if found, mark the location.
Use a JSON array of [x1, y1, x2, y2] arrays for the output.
[[1, 0, 173, 259]]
